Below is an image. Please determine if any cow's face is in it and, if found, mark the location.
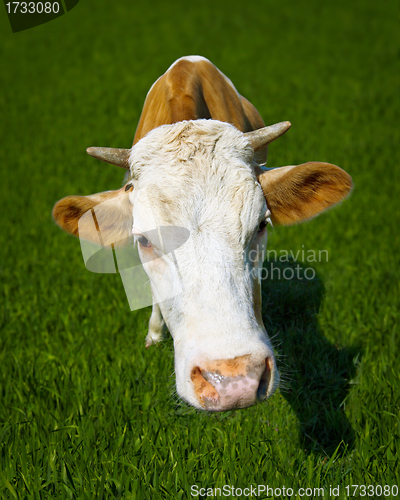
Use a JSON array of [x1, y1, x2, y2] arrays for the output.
[[53, 120, 352, 411], [128, 121, 278, 409]]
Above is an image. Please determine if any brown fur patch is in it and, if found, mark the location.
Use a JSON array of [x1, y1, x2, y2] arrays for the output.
[[52, 196, 96, 237], [52, 184, 133, 247], [133, 58, 266, 147], [258, 162, 353, 225]]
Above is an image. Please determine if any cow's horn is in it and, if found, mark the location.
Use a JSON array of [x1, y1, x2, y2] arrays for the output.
[[244, 121, 291, 151], [86, 147, 131, 170]]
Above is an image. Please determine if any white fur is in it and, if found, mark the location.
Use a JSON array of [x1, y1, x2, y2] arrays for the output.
[[128, 120, 279, 409]]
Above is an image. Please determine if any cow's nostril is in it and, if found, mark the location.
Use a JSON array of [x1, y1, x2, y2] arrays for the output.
[[191, 366, 220, 407], [257, 358, 272, 401]]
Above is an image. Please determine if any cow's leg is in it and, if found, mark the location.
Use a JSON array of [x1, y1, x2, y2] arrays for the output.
[[146, 301, 166, 347]]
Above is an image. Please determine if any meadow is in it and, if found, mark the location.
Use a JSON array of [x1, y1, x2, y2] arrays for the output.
[[0, 0, 398, 498]]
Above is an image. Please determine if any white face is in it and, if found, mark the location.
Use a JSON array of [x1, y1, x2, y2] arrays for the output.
[[127, 120, 279, 410]]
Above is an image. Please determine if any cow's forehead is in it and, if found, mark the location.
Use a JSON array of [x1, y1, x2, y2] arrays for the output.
[[129, 120, 255, 176], [128, 120, 266, 239]]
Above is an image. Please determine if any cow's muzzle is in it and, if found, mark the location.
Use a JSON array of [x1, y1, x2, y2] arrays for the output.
[[190, 355, 274, 411]]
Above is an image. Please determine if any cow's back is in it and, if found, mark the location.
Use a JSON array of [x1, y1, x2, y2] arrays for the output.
[[133, 57, 266, 153]]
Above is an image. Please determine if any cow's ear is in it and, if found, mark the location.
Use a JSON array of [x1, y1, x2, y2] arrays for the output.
[[257, 162, 352, 226], [52, 184, 133, 247]]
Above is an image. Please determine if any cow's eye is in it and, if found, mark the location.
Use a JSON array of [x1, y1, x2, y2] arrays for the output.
[[257, 219, 268, 233], [138, 236, 151, 248]]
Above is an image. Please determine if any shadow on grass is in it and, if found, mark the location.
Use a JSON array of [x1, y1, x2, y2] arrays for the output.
[[261, 259, 359, 455]]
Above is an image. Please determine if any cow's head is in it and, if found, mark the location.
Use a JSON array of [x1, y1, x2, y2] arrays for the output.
[[53, 120, 352, 411]]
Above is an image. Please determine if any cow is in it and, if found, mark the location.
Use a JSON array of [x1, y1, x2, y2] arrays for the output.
[[53, 56, 352, 411]]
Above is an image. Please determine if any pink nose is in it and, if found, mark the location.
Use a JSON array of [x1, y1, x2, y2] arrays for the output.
[[190, 355, 272, 411]]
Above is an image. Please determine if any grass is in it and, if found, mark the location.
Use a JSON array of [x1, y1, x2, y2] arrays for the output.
[[0, 0, 399, 498]]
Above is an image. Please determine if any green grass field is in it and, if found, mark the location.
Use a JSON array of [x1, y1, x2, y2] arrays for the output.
[[0, 0, 399, 498]]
